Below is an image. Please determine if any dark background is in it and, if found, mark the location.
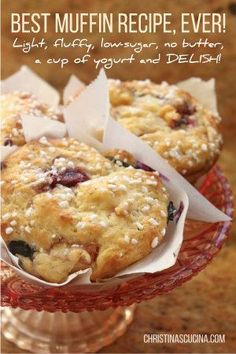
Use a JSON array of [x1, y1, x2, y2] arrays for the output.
[[1, 0, 236, 352]]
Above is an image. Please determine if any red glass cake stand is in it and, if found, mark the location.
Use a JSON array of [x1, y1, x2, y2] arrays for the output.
[[1, 165, 233, 353]]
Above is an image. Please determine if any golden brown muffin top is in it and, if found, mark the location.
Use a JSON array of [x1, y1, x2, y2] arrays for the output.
[[1, 138, 169, 282]]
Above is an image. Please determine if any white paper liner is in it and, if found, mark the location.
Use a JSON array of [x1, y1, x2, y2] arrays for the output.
[[0, 67, 230, 288], [1, 66, 60, 107], [1, 145, 17, 163], [63, 69, 108, 151], [63, 75, 85, 104], [21, 115, 67, 142], [177, 77, 218, 116]]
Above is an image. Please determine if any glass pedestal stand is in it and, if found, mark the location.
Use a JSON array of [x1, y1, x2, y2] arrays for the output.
[[1, 166, 233, 353], [1, 305, 136, 353]]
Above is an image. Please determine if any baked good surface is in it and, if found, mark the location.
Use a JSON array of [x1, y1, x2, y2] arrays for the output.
[[0, 92, 62, 147], [109, 80, 222, 183], [1, 138, 169, 283]]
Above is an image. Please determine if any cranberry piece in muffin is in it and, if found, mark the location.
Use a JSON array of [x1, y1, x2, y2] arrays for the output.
[[49, 167, 90, 188]]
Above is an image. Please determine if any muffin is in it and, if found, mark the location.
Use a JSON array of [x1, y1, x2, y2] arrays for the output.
[[0, 91, 62, 147], [108, 80, 222, 183], [1, 137, 171, 283]]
